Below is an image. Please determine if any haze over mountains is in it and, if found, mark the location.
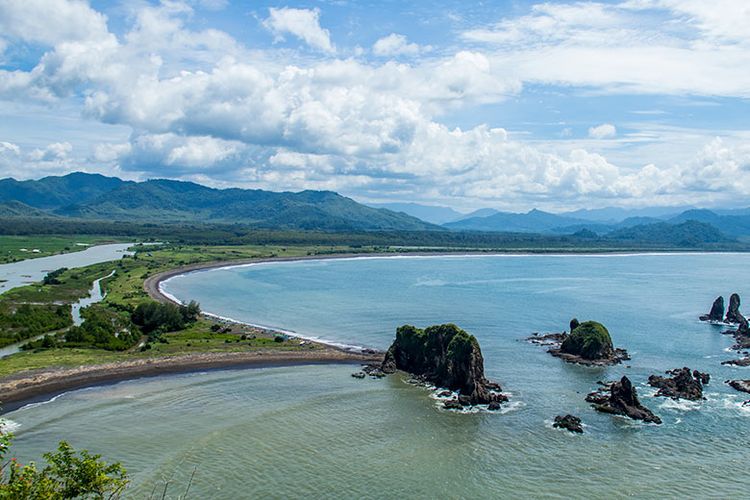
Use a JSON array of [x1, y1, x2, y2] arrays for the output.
[[0, 173, 749, 243], [374, 201, 750, 240]]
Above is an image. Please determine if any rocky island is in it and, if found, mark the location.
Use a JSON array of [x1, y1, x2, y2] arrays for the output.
[[374, 323, 507, 408], [726, 379, 750, 394], [553, 414, 584, 433], [647, 367, 710, 400], [725, 293, 745, 324], [699, 296, 724, 322], [586, 376, 662, 424], [531, 319, 629, 366]]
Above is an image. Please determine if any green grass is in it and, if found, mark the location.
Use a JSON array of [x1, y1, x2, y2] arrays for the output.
[[0, 243, 347, 378], [0, 235, 129, 264]]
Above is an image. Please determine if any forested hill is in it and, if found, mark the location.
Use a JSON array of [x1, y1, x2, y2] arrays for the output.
[[0, 173, 439, 232]]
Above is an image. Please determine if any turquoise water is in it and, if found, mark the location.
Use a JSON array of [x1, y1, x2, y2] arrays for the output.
[[7, 254, 750, 498]]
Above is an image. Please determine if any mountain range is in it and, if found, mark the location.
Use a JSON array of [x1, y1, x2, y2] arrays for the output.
[[0, 173, 438, 232], [1, 172, 749, 245], [444, 207, 750, 239]]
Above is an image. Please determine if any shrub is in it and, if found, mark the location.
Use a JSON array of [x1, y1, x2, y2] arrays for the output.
[[560, 321, 614, 359]]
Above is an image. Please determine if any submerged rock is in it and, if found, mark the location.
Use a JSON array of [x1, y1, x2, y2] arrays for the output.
[[725, 293, 744, 324], [547, 320, 629, 366], [381, 323, 505, 406], [727, 380, 750, 394], [553, 414, 583, 434], [587, 376, 661, 424], [647, 367, 709, 401], [699, 296, 725, 322], [721, 357, 750, 367], [351, 371, 366, 379]]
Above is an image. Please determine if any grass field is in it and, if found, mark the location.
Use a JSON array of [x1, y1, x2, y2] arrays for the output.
[[0, 242, 361, 377], [0, 235, 129, 264]]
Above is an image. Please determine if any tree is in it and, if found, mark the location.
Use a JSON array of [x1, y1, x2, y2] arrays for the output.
[[0, 423, 128, 499]]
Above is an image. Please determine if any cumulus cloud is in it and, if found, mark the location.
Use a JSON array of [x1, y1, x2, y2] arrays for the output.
[[28, 142, 72, 162], [0, 141, 80, 179], [372, 34, 425, 57], [263, 7, 334, 53], [588, 124, 617, 139], [0, 0, 111, 45], [2, 0, 750, 209]]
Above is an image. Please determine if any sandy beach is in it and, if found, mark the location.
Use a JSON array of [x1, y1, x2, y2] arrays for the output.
[[0, 349, 381, 412], [0, 254, 392, 411]]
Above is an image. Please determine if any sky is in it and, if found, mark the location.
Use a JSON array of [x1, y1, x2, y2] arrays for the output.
[[0, 0, 749, 212]]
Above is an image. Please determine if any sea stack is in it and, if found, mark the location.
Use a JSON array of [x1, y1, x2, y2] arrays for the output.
[[699, 296, 724, 322], [548, 320, 629, 366], [725, 293, 744, 324], [648, 367, 710, 401], [586, 376, 662, 424], [380, 323, 505, 406]]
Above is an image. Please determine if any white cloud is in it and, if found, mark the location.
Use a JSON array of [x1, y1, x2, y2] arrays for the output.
[[2, 0, 750, 210], [463, 1, 750, 97], [372, 34, 425, 57], [0, 0, 111, 46], [263, 7, 334, 53], [588, 123, 617, 139], [28, 142, 72, 162]]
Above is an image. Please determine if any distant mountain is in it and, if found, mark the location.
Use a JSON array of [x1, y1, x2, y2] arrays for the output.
[[458, 208, 499, 220], [563, 206, 693, 222], [606, 220, 731, 246], [367, 202, 465, 224], [667, 209, 750, 238], [445, 209, 586, 233], [0, 173, 440, 232], [0, 200, 49, 217], [0, 172, 128, 209]]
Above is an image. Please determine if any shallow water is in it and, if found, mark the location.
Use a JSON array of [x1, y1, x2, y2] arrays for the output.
[[0, 243, 133, 294], [7, 254, 750, 498]]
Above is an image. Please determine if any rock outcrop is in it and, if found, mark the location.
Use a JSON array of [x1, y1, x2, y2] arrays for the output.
[[586, 376, 662, 424], [381, 323, 505, 406], [725, 293, 744, 324], [699, 296, 725, 322], [727, 379, 750, 394], [547, 320, 629, 366], [553, 414, 583, 433], [647, 367, 709, 400]]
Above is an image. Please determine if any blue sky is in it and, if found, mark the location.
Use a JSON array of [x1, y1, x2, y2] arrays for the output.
[[1, 0, 749, 212]]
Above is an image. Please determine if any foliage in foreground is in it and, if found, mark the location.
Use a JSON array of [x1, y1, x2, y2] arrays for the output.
[[0, 425, 128, 499]]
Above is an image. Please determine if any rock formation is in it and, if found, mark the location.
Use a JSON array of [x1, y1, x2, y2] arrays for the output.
[[586, 376, 662, 424], [699, 296, 724, 322], [725, 293, 744, 324], [546, 320, 629, 366], [647, 367, 710, 400], [380, 323, 505, 406], [726, 379, 750, 394], [553, 414, 583, 433]]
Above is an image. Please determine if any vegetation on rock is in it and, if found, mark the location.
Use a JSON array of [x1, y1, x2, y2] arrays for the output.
[[380, 323, 504, 405], [560, 321, 614, 360]]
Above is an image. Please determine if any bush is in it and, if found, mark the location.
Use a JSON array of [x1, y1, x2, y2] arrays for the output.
[[42, 268, 68, 285], [560, 321, 614, 359], [0, 436, 128, 498], [274, 335, 285, 343], [131, 300, 201, 334]]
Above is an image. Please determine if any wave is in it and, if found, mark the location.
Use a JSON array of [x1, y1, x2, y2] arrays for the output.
[[0, 418, 20, 433], [17, 392, 67, 411]]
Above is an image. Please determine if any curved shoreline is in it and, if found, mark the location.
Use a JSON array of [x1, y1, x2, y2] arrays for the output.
[[0, 349, 381, 413], [4, 249, 747, 412]]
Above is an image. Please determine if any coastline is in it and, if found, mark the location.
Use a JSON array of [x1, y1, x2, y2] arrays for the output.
[[0, 349, 381, 413], [4, 249, 745, 413]]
